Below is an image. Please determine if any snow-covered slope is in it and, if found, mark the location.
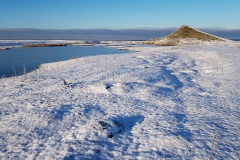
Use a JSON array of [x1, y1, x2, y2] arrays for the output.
[[0, 42, 239, 159]]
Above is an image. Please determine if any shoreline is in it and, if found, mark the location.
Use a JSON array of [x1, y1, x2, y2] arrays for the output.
[[1, 40, 240, 79], [0, 41, 140, 79]]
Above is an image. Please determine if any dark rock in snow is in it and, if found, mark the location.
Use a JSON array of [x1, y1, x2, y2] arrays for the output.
[[108, 133, 113, 138]]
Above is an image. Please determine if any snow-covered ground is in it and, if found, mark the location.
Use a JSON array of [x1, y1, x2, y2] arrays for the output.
[[0, 41, 240, 159]]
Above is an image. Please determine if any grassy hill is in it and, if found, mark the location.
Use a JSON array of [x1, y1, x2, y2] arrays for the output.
[[144, 25, 225, 46]]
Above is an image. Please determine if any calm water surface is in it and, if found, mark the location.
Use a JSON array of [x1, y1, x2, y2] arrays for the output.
[[232, 39, 240, 41], [0, 45, 131, 78]]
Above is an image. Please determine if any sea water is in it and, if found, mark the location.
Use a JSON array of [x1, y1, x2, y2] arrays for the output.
[[0, 45, 131, 78]]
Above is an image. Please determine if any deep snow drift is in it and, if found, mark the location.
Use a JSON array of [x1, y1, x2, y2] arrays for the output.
[[0, 41, 240, 159]]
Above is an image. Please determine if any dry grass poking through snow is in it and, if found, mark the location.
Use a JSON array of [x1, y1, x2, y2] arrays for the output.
[[144, 25, 225, 46]]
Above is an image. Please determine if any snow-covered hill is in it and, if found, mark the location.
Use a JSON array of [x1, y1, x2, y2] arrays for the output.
[[144, 25, 231, 46], [0, 41, 239, 159]]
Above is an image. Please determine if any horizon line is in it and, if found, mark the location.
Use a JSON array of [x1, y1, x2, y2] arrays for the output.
[[1, 27, 240, 31]]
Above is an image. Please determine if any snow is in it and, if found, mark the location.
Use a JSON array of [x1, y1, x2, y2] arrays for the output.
[[0, 41, 240, 159]]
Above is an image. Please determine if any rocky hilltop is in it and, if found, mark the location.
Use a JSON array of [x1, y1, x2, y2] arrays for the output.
[[144, 25, 225, 46]]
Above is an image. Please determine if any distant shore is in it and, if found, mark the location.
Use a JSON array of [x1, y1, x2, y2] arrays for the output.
[[23, 43, 69, 47]]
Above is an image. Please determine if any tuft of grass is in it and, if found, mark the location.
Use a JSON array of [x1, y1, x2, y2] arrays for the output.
[[63, 79, 68, 86], [23, 65, 27, 82], [69, 57, 77, 60]]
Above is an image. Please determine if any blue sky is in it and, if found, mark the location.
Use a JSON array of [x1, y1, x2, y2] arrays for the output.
[[0, 0, 239, 29]]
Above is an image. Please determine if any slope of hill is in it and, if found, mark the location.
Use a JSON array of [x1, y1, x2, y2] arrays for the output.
[[144, 25, 226, 46]]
